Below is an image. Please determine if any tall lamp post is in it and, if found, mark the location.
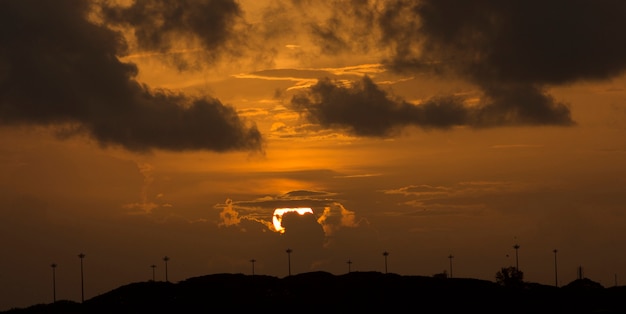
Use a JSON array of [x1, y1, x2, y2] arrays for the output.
[[78, 253, 85, 303], [347, 259, 352, 273], [513, 244, 520, 271], [553, 249, 558, 287], [51, 263, 57, 303], [383, 251, 389, 274], [250, 259, 256, 276], [286, 249, 292, 276], [448, 254, 454, 278], [163, 256, 170, 282]]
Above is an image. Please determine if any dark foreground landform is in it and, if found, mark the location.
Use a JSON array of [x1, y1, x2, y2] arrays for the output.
[[4, 271, 626, 313]]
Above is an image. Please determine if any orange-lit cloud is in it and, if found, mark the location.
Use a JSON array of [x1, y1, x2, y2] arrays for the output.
[[122, 162, 172, 215], [218, 199, 241, 227], [216, 196, 367, 237], [272, 207, 314, 233], [316, 202, 365, 236], [217, 199, 274, 231]]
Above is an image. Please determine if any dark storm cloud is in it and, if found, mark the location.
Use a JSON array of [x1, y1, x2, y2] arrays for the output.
[[406, 0, 626, 85], [0, 0, 263, 153], [291, 76, 468, 136], [100, 0, 243, 70], [296, 0, 626, 84], [291, 76, 568, 137], [380, 0, 626, 126], [294, 0, 626, 132], [302, 0, 377, 55]]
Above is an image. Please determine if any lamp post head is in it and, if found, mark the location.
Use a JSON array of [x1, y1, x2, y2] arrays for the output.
[[383, 251, 389, 257], [286, 248, 292, 254], [163, 256, 170, 262], [51, 263, 57, 268], [78, 253, 85, 259]]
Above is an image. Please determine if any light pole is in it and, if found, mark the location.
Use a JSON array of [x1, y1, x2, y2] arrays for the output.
[[553, 249, 558, 287], [51, 263, 57, 303], [448, 254, 454, 278], [163, 256, 170, 282], [150, 264, 156, 282], [347, 259, 352, 273], [513, 244, 520, 271], [286, 249, 292, 276], [78, 253, 85, 303], [383, 251, 389, 274], [250, 259, 256, 276]]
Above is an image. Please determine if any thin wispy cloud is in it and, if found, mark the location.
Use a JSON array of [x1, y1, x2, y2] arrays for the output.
[[382, 181, 527, 216]]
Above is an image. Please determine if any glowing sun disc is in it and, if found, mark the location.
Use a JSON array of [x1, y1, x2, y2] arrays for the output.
[[273, 207, 313, 233]]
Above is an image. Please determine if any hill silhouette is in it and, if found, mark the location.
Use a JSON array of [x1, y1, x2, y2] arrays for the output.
[[3, 271, 626, 313]]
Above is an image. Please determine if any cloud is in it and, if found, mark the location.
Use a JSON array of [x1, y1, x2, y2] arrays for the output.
[[123, 162, 176, 215], [0, 0, 263, 153], [291, 75, 570, 136], [379, 0, 626, 126], [289, 76, 461, 136], [299, 0, 380, 56], [232, 189, 338, 211], [100, 0, 245, 70], [216, 198, 277, 232], [382, 181, 529, 216], [316, 202, 366, 237], [290, 1, 626, 131], [218, 199, 243, 227], [383, 184, 451, 197], [216, 191, 367, 239], [281, 189, 334, 199], [405, 0, 626, 85]]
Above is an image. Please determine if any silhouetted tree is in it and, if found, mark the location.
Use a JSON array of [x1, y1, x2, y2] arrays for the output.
[[495, 266, 524, 288]]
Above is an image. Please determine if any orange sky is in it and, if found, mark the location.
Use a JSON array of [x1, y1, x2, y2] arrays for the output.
[[1, 0, 626, 310]]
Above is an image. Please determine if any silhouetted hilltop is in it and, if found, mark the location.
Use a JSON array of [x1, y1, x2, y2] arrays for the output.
[[3, 272, 626, 313]]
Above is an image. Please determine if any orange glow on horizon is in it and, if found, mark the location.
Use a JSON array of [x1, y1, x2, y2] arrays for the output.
[[272, 207, 314, 233]]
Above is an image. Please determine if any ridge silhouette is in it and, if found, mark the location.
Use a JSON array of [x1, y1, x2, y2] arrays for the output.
[[3, 271, 626, 313]]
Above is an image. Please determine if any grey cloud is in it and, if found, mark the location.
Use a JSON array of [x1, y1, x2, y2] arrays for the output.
[[0, 0, 263, 153], [100, 0, 243, 70], [227, 189, 343, 214], [290, 76, 465, 136], [384, 184, 451, 196], [235, 198, 333, 212], [281, 190, 335, 199], [408, 0, 626, 85], [477, 84, 573, 126], [381, 0, 626, 126], [294, 0, 626, 131], [291, 76, 567, 136], [307, 0, 378, 55]]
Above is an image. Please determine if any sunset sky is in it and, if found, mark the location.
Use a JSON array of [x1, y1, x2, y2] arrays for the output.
[[2, 0, 626, 310]]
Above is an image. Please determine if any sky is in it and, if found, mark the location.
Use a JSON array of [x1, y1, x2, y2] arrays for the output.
[[1, 0, 626, 310]]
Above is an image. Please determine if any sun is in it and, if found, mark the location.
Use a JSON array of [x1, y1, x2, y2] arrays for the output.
[[272, 207, 314, 233]]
